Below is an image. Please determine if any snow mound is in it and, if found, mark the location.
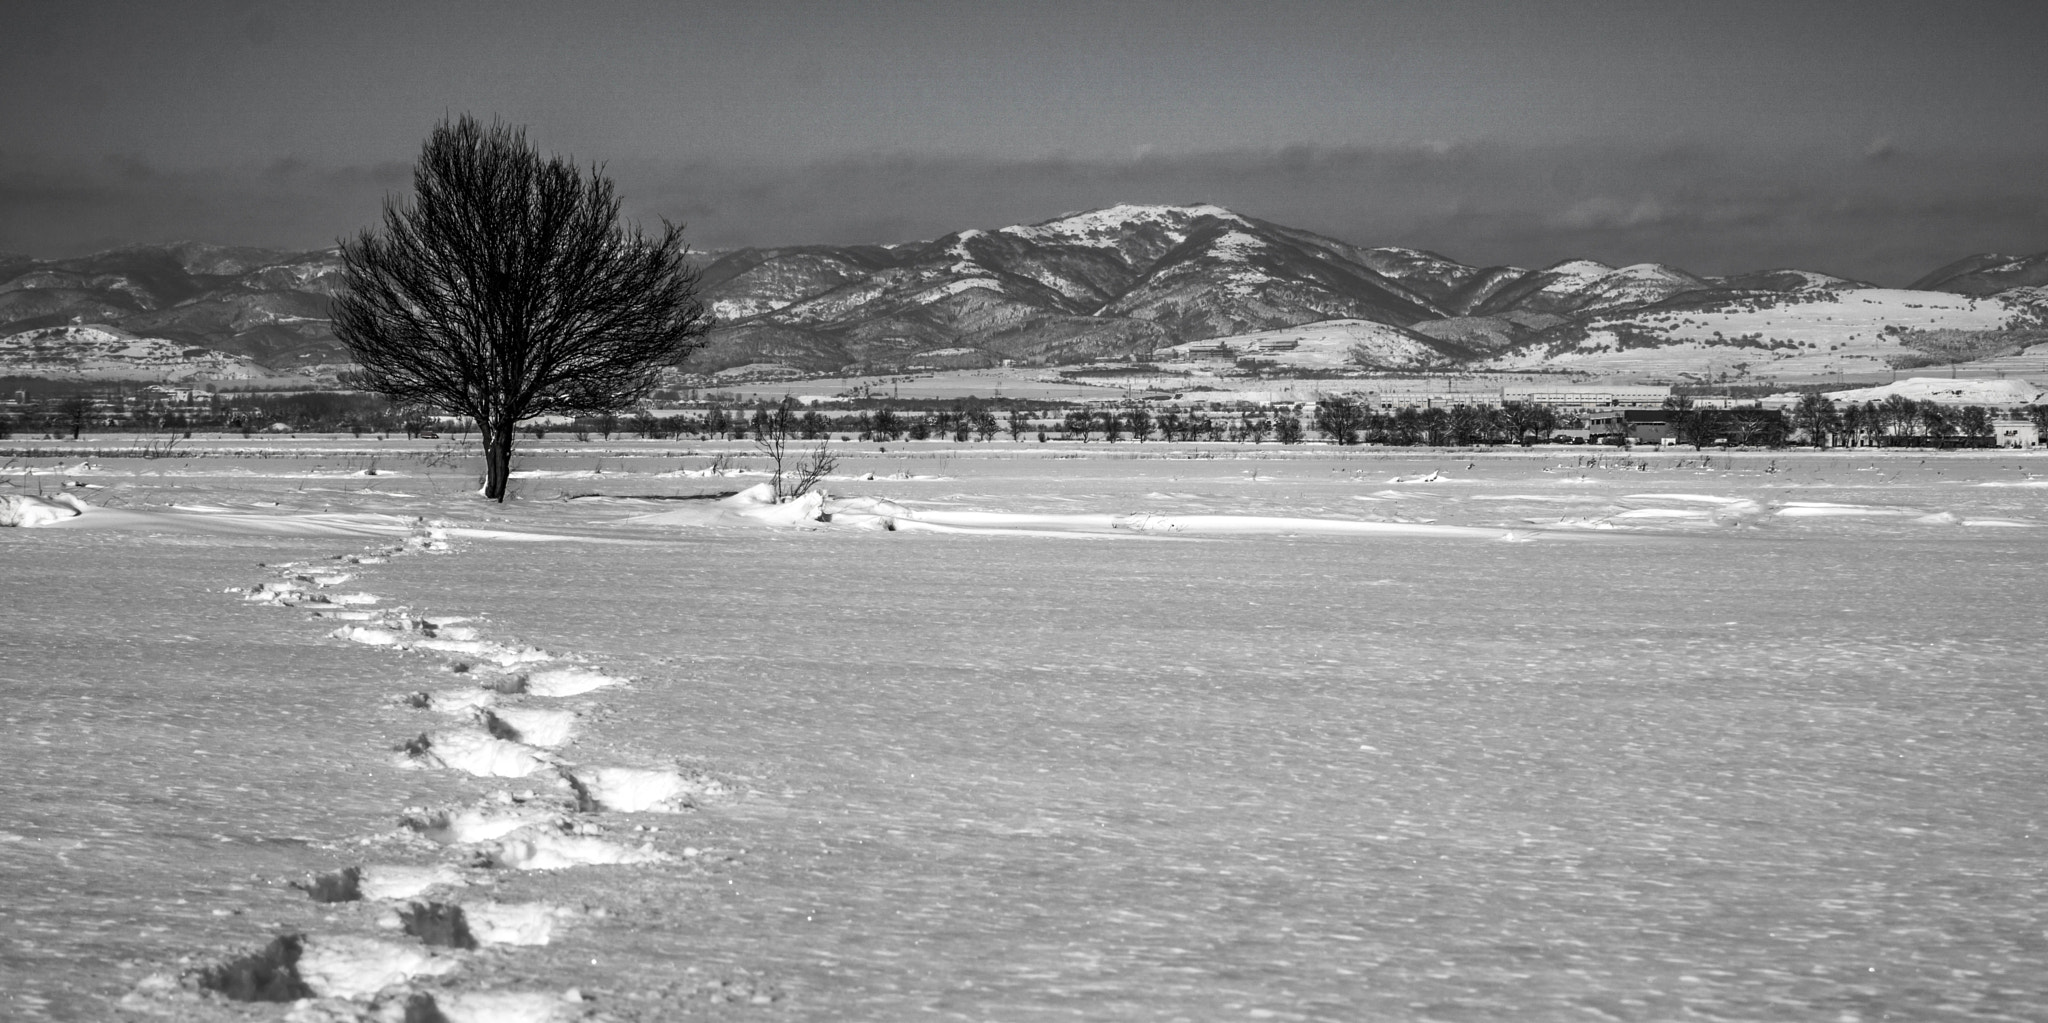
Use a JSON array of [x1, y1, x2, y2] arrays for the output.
[[400, 730, 553, 778], [623, 483, 827, 528], [294, 935, 458, 999], [462, 901, 562, 946], [481, 705, 578, 747], [384, 634, 553, 666], [1, 492, 90, 527], [359, 864, 467, 901], [564, 765, 710, 813], [402, 806, 562, 846], [332, 625, 406, 647], [429, 990, 576, 1023], [299, 863, 468, 903], [523, 666, 627, 697], [480, 829, 669, 870]]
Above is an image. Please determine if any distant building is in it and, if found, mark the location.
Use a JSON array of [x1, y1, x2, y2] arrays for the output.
[[1500, 384, 1673, 408], [1584, 409, 1677, 445], [1993, 419, 2041, 449]]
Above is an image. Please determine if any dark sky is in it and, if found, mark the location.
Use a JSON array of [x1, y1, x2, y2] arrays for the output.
[[5, 0, 2046, 284]]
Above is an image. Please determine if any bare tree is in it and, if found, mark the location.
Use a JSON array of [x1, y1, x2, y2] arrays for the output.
[[755, 400, 837, 502], [1792, 392, 1839, 448], [59, 393, 91, 440], [333, 115, 711, 501]]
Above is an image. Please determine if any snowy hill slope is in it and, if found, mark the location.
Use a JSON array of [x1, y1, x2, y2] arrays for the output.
[[0, 245, 343, 376], [1910, 250, 2048, 296], [0, 324, 267, 380], [1486, 288, 2048, 381], [1159, 319, 1455, 371]]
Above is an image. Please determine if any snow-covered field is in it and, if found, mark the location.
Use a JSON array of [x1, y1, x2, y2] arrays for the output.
[[6, 438, 2048, 1020]]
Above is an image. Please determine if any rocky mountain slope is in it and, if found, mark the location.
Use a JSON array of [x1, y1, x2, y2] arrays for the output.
[[0, 242, 346, 381], [3, 206, 2044, 382]]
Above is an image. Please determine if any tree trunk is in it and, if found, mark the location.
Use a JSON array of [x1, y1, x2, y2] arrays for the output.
[[483, 421, 514, 501]]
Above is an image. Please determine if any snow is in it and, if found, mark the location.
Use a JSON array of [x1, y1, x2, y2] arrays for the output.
[[1488, 287, 2038, 378], [293, 935, 459, 999], [1164, 318, 1440, 370], [1821, 375, 2048, 406], [10, 438, 2048, 1019], [907, 276, 1004, 302], [521, 666, 627, 697], [998, 203, 1242, 249], [1536, 258, 1615, 291], [400, 729, 554, 778], [480, 829, 668, 870], [563, 766, 698, 813], [0, 324, 265, 380], [0, 492, 90, 526], [479, 705, 578, 748]]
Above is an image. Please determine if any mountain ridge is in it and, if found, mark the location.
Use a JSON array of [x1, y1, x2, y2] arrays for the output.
[[2, 205, 2043, 382]]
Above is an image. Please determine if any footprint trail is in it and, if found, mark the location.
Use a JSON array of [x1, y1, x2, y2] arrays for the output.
[[123, 519, 757, 1019]]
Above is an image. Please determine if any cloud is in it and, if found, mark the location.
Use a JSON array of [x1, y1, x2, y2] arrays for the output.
[[617, 141, 2048, 283], [0, 152, 408, 257], [4, 139, 2043, 286]]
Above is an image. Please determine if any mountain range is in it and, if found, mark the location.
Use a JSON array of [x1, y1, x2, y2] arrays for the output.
[[4, 204, 2045, 383]]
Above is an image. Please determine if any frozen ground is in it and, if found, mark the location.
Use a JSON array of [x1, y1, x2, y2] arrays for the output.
[[4, 439, 2048, 1021]]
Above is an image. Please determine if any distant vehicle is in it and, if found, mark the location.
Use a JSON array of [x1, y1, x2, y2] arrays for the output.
[[418, 430, 440, 439]]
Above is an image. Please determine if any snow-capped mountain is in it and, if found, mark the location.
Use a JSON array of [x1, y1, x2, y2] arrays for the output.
[[3, 209, 2044, 381], [1910, 250, 2048, 296], [0, 243, 345, 379]]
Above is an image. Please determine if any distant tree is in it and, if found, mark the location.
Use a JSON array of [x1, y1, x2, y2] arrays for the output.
[[970, 409, 999, 442], [1855, 401, 1882, 447], [1958, 405, 1994, 445], [630, 408, 661, 439], [1838, 402, 1866, 448], [1273, 413, 1305, 444], [1241, 411, 1269, 444], [1313, 396, 1365, 445], [1499, 401, 1556, 446], [800, 410, 828, 440], [1005, 409, 1030, 441], [332, 115, 711, 501], [1155, 410, 1183, 442], [1418, 406, 1450, 446], [1880, 394, 1917, 441], [59, 394, 91, 439], [1063, 409, 1095, 441], [2030, 404, 2048, 436], [1792, 392, 1839, 448], [1125, 407, 1153, 441], [1100, 410, 1123, 442], [1919, 402, 1953, 442], [1446, 404, 1487, 445], [870, 408, 902, 441]]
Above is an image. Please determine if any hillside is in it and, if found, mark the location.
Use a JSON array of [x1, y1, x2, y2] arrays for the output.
[[3, 207, 2045, 383], [0, 243, 346, 381]]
